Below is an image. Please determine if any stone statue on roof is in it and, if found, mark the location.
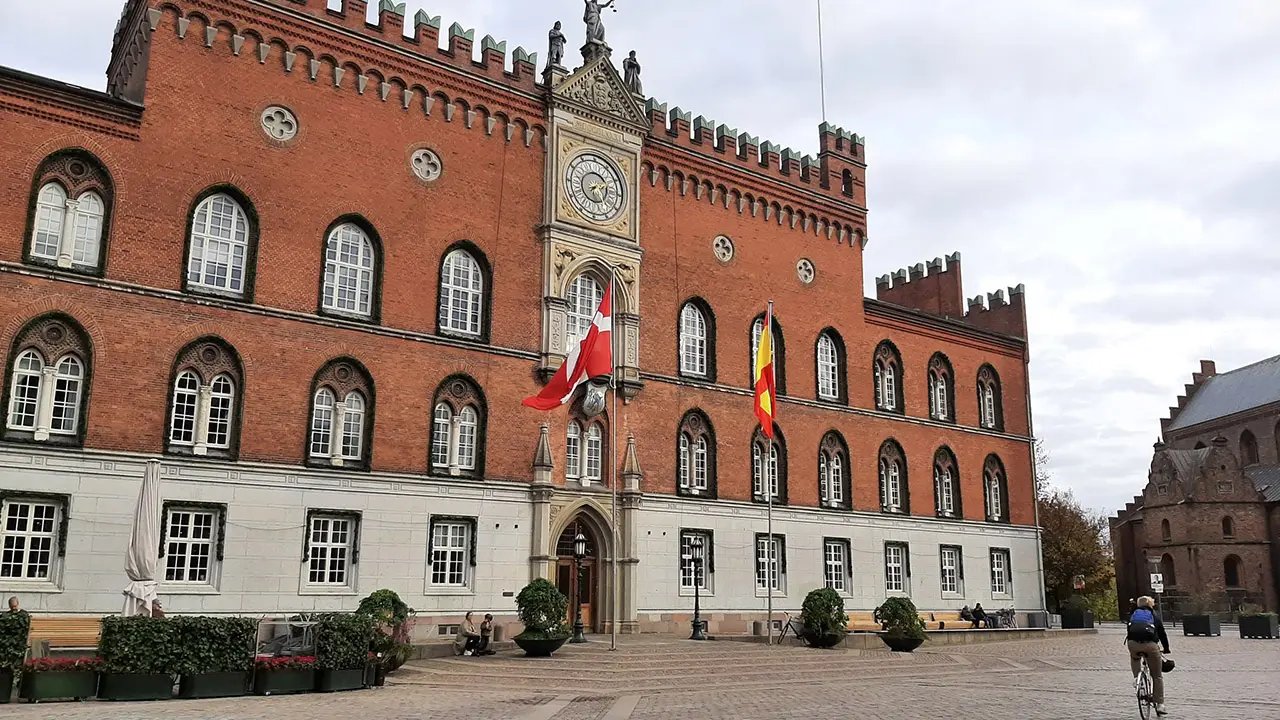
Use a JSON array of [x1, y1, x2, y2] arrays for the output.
[[623, 51, 642, 95], [584, 0, 616, 45], [548, 21, 566, 68]]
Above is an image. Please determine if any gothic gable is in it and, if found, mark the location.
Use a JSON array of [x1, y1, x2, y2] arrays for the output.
[[552, 57, 648, 130]]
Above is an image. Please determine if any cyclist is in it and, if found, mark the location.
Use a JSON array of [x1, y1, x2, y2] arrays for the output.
[[1126, 595, 1171, 716]]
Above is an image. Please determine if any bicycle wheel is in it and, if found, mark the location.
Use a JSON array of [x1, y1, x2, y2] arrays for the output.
[[1137, 668, 1153, 720]]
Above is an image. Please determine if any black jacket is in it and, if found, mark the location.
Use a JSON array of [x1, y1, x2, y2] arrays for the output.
[[1130, 609, 1170, 653]]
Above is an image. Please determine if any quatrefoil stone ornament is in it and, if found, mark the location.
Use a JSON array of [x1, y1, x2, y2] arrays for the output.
[[411, 148, 443, 182], [712, 235, 734, 263], [260, 106, 298, 141], [797, 258, 816, 284]]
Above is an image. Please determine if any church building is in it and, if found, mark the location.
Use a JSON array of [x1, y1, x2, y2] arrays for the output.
[[0, 0, 1041, 635]]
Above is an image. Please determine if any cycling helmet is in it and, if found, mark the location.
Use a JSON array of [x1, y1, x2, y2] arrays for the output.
[[1161, 658, 1175, 673]]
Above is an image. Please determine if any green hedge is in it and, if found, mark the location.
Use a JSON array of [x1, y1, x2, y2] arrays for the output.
[[100, 616, 180, 674], [171, 616, 258, 675], [875, 597, 926, 640], [0, 611, 30, 671], [801, 588, 849, 639], [515, 578, 570, 641], [316, 613, 374, 670]]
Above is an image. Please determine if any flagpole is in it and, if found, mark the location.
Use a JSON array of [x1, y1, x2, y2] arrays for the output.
[[765, 300, 774, 646], [609, 269, 620, 652]]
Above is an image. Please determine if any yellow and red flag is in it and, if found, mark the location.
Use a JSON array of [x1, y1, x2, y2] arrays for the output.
[[753, 302, 777, 437]]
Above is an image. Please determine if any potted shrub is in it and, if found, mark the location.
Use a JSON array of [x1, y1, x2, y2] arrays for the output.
[[315, 613, 375, 692], [875, 597, 927, 652], [252, 655, 316, 695], [97, 616, 176, 701], [0, 610, 29, 703], [1060, 595, 1094, 630], [800, 588, 848, 649], [1182, 593, 1221, 637], [356, 589, 416, 673], [174, 616, 257, 699], [18, 657, 101, 702], [1238, 603, 1279, 640], [512, 578, 571, 657]]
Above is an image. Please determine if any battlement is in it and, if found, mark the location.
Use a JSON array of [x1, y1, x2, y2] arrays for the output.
[[874, 252, 964, 318], [643, 100, 867, 206], [960, 284, 1027, 339], [1160, 360, 1218, 434]]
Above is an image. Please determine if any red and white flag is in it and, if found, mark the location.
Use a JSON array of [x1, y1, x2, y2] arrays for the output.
[[523, 283, 614, 411]]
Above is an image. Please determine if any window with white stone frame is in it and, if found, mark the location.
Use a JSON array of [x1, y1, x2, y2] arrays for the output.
[[305, 359, 375, 470], [754, 533, 786, 595], [977, 365, 1003, 430], [884, 542, 910, 594], [816, 331, 844, 402], [321, 221, 378, 320], [818, 431, 849, 509], [824, 538, 851, 594], [873, 340, 902, 412], [984, 455, 1009, 523], [3, 315, 93, 446], [679, 529, 713, 593], [679, 302, 708, 377], [186, 192, 253, 298], [303, 510, 359, 591], [927, 353, 954, 421], [990, 548, 1011, 596], [428, 516, 476, 590], [165, 339, 242, 459], [940, 545, 963, 596], [566, 413, 607, 485], [878, 440, 909, 514], [430, 377, 485, 478], [0, 496, 65, 584], [677, 410, 715, 498], [566, 273, 604, 352], [24, 150, 113, 275], [439, 248, 484, 337], [752, 426, 787, 504], [160, 503, 225, 588], [933, 447, 962, 519]]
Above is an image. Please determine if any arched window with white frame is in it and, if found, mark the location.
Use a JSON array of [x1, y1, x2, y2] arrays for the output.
[[677, 410, 716, 497], [933, 447, 961, 519], [751, 314, 787, 395], [565, 273, 604, 352], [439, 248, 484, 337], [984, 454, 1009, 523], [816, 332, 842, 402], [818, 431, 849, 509], [322, 221, 378, 319], [679, 302, 708, 378], [306, 359, 375, 470], [879, 439, 908, 513], [927, 353, 953, 422], [752, 425, 787, 504], [186, 192, 253, 297], [977, 365, 1003, 430], [25, 150, 113, 274], [873, 341, 902, 413], [4, 315, 93, 446], [165, 338, 243, 458], [429, 376, 486, 478]]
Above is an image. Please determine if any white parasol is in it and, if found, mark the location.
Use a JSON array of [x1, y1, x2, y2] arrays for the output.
[[122, 459, 162, 616]]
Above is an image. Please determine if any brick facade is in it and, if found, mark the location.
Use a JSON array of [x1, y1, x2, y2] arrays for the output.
[[0, 0, 1041, 628]]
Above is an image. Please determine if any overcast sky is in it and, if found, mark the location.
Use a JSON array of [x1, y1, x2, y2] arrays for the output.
[[2, 1, 1275, 515]]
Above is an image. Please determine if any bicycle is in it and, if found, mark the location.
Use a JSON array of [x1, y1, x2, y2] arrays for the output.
[[1134, 653, 1168, 719]]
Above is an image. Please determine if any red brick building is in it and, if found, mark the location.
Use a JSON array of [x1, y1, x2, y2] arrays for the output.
[[0, 0, 1041, 634], [1112, 358, 1280, 617]]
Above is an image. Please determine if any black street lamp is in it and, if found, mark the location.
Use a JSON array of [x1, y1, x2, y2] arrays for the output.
[[570, 531, 587, 643], [690, 535, 707, 640]]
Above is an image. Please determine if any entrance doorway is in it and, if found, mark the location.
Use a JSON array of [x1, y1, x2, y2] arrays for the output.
[[555, 521, 597, 631]]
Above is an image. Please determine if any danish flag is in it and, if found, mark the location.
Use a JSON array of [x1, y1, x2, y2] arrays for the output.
[[523, 283, 614, 411]]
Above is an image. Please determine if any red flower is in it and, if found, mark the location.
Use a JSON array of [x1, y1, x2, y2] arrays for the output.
[[254, 655, 316, 671], [23, 656, 102, 673]]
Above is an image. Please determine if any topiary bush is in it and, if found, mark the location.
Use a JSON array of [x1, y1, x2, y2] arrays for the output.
[[355, 589, 416, 672], [0, 611, 30, 672], [100, 616, 180, 674], [801, 588, 848, 647], [171, 616, 258, 676], [315, 613, 375, 671], [875, 597, 926, 640], [514, 578, 570, 641]]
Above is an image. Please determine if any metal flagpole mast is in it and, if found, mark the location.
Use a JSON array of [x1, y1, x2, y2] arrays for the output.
[[765, 299, 774, 646], [817, 0, 828, 122], [609, 267, 620, 652]]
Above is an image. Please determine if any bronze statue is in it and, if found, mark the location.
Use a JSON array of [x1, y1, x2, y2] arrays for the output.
[[548, 21, 566, 67], [623, 51, 642, 95]]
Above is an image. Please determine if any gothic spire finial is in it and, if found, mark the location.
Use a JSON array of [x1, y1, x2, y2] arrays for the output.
[[533, 424, 554, 471]]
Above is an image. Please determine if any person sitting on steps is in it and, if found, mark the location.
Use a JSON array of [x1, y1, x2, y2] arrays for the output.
[[474, 614, 497, 656], [454, 611, 482, 656]]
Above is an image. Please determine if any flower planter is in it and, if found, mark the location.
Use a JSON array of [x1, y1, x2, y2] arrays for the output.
[[1182, 614, 1221, 637], [879, 635, 925, 653], [513, 636, 569, 657], [253, 668, 316, 696], [0, 669, 12, 703], [97, 673, 173, 701], [178, 671, 250, 699], [19, 671, 98, 702], [1239, 615, 1279, 639], [316, 668, 365, 692]]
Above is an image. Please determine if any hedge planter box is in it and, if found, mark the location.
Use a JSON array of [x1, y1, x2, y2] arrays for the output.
[[1061, 610, 1094, 630], [253, 668, 316, 696], [316, 668, 365, 692], [363, 663, 386, 687], [178, 671, 250, 699], [0, 669, 11, 704], [1239, 615, 1280, 639], [879, 635, 925, 653], [19, 671, 98, 702], [1183, 614, 1221, 637], [98, 673, 173, 701]]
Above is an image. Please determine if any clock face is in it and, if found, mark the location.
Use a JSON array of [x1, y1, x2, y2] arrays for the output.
[[565, 152, 626, 224]]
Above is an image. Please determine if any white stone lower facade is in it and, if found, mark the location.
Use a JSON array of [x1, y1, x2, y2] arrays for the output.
[[0, 447, 1043, 637]]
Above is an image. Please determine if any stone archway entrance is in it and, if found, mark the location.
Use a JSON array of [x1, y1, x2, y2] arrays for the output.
[[555, 520, 599, 631]]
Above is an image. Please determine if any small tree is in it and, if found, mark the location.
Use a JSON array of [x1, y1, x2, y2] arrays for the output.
[[800, 588, 848, 647], [356, 589, 416, 672], [875, 597, 926, 640], [515, 578, 570, 641]]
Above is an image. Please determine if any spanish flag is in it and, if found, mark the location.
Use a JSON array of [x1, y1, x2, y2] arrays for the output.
[[754, 302, 777, 437]]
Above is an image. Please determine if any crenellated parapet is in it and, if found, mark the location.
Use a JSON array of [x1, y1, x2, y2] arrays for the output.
[[875, 252, 963, 318], [961, 284, 1027, 339], [643, 99, 867, 207], [1159, 360, 1218, 434]]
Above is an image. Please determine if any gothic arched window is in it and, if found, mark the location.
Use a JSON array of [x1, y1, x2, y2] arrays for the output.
[[752, 424, 787, 504], [565, 274, 604, 352], [815, 330, 846, 403], [873, 341, 902, 413], [2, 314, 93, 446], [878, 439, 908, 513], [927, 353, 954, 422], [321, 219, 381, 321], [977, 364, 1003, 430], [934, 447, 961, 519], [184, 188, 258, 300], [306, 358, 375, 470], [679, 300, 716, 380], [677, 410, 716, 498], [165, 337, 244, 459], [430, 376, 486, 478], [818, 431, 850, 510], [438, 243, 492, 340], [24, 149, 114, 275], [983, 454, 1010, 523]]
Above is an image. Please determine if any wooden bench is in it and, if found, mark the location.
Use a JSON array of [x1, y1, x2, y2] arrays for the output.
[[28, 616, 101, 654], [922, 611, 964, 630], [846, 611, 882, 633]]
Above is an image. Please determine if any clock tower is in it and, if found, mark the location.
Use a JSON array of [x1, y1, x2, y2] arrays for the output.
[[540, 51, 650, 400]]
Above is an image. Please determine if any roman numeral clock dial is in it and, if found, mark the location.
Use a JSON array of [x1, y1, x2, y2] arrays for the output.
[[564, 152, 626, 224]]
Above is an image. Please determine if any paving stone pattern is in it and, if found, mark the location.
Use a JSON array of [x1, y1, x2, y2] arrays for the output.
[[9, 628, 1279, 719]]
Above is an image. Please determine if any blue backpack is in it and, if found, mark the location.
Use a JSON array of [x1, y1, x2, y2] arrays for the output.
[[1127, 608, 1158, 643]]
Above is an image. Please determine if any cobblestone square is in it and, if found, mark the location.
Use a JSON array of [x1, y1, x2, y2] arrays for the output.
[[8, 628, 1279, 719]]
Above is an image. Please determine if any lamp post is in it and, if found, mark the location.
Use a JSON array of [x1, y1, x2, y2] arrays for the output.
[[571, 531, 587, 643], [690, 535, 707, 640]]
